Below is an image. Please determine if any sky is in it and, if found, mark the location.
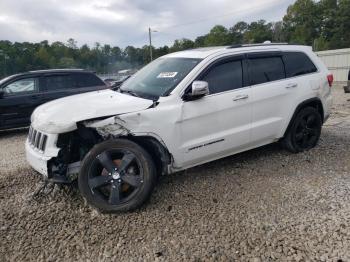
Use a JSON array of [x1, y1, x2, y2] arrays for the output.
[[0, 0, 296, 48]]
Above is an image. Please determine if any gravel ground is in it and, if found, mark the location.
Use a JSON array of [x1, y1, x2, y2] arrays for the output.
[[1, 86, 350, 261]]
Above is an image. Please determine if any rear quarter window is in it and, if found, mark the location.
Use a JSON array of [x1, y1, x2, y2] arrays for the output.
[[73, 73, 105, 88], [283, 52, 317, 78]]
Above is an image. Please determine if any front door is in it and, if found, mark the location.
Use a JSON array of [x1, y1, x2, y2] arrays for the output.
[[178, 57, 252, 167], [0, 77, 42, 129]]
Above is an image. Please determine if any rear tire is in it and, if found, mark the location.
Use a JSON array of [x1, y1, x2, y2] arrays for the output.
[[282, 107, 322, 153], [78, 139, 156, 213]]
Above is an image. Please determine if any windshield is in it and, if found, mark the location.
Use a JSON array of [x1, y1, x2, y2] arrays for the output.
[[120, 57, 202, 99]]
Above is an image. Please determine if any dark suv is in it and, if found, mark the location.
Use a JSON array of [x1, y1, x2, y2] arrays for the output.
[[0, 69, 107, 130]]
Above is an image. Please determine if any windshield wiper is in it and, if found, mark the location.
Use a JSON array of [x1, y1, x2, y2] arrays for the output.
[[119, 89, 140, 98]]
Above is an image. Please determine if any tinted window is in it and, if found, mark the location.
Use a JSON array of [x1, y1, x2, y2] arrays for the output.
[[73, 73, 105, 88], [3, 78, 38, 95], [202, 60, 243, 94], [249, 57, 285, 85], [283, 52, 317, 77], [45, 75, 72, 91]]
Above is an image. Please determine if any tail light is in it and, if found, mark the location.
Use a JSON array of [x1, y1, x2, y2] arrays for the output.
[[327, 74, 334, 87]]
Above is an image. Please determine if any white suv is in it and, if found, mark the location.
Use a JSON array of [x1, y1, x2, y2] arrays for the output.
[[26, 43, 333, 212]]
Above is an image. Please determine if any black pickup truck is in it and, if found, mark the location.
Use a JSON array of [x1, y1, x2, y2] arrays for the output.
[[0, 69, 107, 130]]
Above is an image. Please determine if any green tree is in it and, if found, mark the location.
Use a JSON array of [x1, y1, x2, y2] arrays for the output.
[[271, 21, 286, 42], [170, 38, 195, 52], [58, 57, 76, 68], [194, 35, 207, 47], [35, 47, 50, 68], [329, 0, 350, 49], [204, 25, 232, 46], [244, 20, 273, 43], [229, 21, 248, 44], [283, 0, 320, 45]]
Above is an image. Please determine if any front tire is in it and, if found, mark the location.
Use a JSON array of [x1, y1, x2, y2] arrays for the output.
[[282, 107, 322, 153], [78, 139, 156, 213]]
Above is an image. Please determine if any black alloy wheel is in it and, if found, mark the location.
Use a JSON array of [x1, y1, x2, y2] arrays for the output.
[[282, 107, 322, 153], [293, 113, 320, 150], [79, 139, 156, 212], [89, 150, 142, 205]]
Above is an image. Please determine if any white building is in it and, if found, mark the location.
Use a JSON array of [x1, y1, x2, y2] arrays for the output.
[[316, 48, 350, 83]]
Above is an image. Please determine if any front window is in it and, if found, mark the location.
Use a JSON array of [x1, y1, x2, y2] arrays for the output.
[[202, 60, 243, 94], [3, 78, 39, 95], [120, 57, 202, 99]]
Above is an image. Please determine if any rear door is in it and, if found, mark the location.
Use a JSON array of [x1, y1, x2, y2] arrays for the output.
[[248, 52, 298, 144], [41, 73, 77, 104], [0, 76, 43, 129]]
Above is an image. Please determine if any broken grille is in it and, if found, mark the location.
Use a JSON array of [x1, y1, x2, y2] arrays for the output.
[[28, 126, 47, 151]]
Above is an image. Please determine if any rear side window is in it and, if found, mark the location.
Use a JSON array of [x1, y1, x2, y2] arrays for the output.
[[202, 60, 243, 94], [45, 75, 72, 91], [283, 52, 317, 77], [72, 73, 105, 88], [249, 57, 285, 85]]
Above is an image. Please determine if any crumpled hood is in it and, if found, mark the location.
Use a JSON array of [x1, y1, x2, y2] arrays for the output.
[[31, 89, 153, 133]]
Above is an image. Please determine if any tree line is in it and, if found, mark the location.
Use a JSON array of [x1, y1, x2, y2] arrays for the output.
[[0, 0, 349, 78]]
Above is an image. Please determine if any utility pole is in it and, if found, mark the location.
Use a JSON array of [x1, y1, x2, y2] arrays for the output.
[[148, 27, 153, 61], [148, 27, 157, 62]]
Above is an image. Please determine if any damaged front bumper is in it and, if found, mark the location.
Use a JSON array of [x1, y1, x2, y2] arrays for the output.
[[25, 129, 73, 182], [25, 140, 51, 177], [26, 139, 81, 183]]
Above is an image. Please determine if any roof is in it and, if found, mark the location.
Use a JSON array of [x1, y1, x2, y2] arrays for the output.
[[0, 69, 95, 84], [164, 43, 313, 59], [165, 47, 227, 59], [28, 68, 90, 74]]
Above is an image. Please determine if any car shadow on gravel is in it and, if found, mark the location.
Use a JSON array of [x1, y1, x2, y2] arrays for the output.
[[158, 142, 282, 183], [145, 142, 287, 211], [0, 127, 28, 138], [150, 128, 349, 211]]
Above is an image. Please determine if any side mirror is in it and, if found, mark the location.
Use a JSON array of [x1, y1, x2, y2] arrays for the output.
[[184, 81, 209, 101], [0, 89, 4, 98]]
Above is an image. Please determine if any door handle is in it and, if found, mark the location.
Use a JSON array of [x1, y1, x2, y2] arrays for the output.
[[233, 94, 249, 101], [286, 83, 298, 89]]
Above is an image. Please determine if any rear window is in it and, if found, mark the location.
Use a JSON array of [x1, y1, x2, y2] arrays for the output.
[[45, 75, 73, 91], [72, 73, 105, 88], [283, 52, 317, 77], [249, 56, 285, 85]]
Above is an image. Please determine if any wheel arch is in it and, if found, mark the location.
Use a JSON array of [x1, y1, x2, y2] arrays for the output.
[[283, 97, 324, 138], [76, 121, 173, 176], [125, 135, 172, 177]]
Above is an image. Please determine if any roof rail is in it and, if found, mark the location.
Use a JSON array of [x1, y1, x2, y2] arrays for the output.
[[28, 68, 87, 73], [227, 42, 289, 49]]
